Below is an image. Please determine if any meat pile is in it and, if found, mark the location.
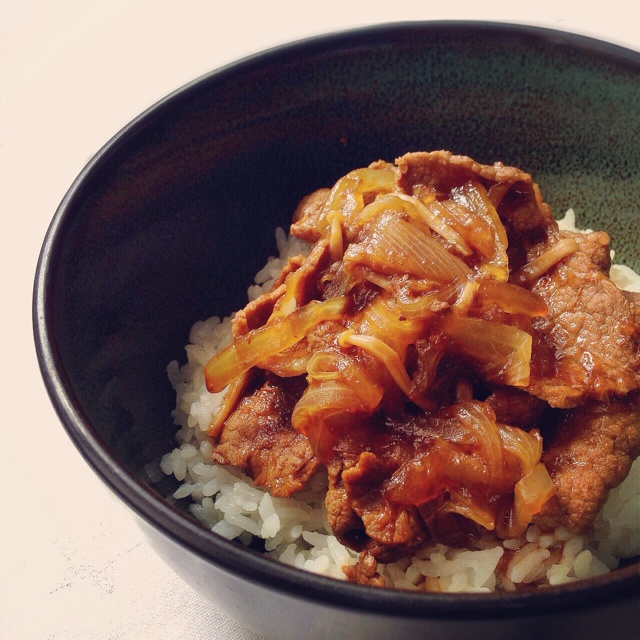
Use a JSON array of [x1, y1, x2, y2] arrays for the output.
[[203, 151, 640, 584]]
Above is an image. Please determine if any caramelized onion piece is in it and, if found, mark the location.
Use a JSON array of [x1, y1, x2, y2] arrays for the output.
[[318, 167, 396, 235], [343, 212, 472, 283], [394, 193, 473, 256], [507, 463, 556, 538], [450, 401, 504, 483], [476, 280, 547, 317], [453, 280, 480, 314], [208, 370, 251, 438], [339, 330, 433, 410], [442, 314, 532, 387], [514, 237, 580, 283], [204, 297, 346, 392], [497, 423, 543, 476], [440, 489, 496, 531], [327, 211, 344, 262], [292, 378, 383, 460], [270, 239, 329, 321], [356, 294, 426, 358], [386, 439, 491, 506], [307, 349, 384, 401], [450, 181, 510, 281]]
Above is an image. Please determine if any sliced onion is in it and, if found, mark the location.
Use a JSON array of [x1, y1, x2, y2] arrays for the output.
[[395, 281, 458, 318], [317, 167, 396, 235], [306, 351, 341, 381], [394, 193, 473, 256], [339, 330, 428, 408], [260, 341, 312, 377], [452, 181, 509, 249], [497, 424, 543, 476], [269, 239, 329, 321], [450, 401, 504, 483], [453, 280, 480, 314], [327, 211, 344, 262], [442, 314, 532, 387], [204, 296, 346, 392], [207, 369, 251, 438], [386, 440, 492, 505], [307, 349, 385, 402], [449, 181, 510, 281], [476, 280, 548, 317], [509, 462, 556, 537], [343, 212, 472, 283], [440, 489, 496, 531], [292, 378, 382, 460], [351, 193, 409, 229], [354, 294, 426, 357], [514, 237, 580, 284]]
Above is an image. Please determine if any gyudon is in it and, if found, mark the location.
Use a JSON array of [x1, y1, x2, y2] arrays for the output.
[[165, 151, 640, 590]]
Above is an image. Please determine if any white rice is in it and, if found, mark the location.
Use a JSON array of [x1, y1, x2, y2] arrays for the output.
[[156, 211, 640, 592]]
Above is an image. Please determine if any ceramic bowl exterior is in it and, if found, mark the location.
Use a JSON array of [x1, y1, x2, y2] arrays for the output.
[[34, 22, 640, 640]]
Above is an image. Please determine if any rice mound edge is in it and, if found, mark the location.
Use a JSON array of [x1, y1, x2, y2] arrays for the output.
[[153, 211, 640, 593]]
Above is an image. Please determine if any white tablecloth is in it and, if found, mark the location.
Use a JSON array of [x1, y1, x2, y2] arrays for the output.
[[2, 2, 638, 638]]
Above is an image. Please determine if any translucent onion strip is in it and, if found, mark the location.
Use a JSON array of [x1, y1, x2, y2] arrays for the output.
[[497, 424, 543, 476], [450, 181, 510, 281], [318, 167, 396, 234], [355, 294, 425, 359], [307, 349, 384, 402], [344, 212, 472, 283], [208, 370, 251, 438], [451, 401, 504, 483], [440, 490, 496, 531], [338, 330, 419, 405], [510, 462, 556, 537], [394, 193, 473, 256], [514, 237, 580, 284], [204, 297, 347, 392], [476, 280, 548, 317], [442, 314, 532, 387], [327, 211, 344, 262], [292, 378, 383, 459], [269, 239, 329, 321], [386, 440, 493, 505], [452, 181, 509, 250]]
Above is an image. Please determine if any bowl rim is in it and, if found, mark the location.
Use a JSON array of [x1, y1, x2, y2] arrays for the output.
[[33, 19, 640, 620]]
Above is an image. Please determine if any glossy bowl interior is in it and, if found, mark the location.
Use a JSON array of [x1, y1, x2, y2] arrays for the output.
[[34, 21, 640, 640]]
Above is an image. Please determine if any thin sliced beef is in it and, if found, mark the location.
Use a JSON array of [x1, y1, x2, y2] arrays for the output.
[[528, 233, 640, 408], [290, 188, 331, 243], [396, 150, 534, 198], [561, 229, 612, 273], [211, 375, 319, 497], [342, 551, 386, 587], [485, 386, 549, 430], [535, 392, 640, 532], [326, 453, 428, 567], [341, 451, 428, 551], [325, 460, 369, 550], [231, 239, 330, 338], [232, 283, 286, 338], [395, 150, 558, 270]]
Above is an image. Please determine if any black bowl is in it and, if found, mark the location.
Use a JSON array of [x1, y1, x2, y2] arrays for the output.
[[34, 21, 640, 640]]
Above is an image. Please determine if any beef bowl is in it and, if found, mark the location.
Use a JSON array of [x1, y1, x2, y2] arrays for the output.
[[33, 21, 640, 640]]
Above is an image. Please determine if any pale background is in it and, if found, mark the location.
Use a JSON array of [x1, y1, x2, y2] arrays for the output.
[[1, 2, 638, 639]]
